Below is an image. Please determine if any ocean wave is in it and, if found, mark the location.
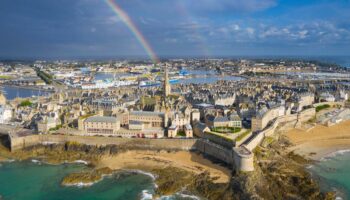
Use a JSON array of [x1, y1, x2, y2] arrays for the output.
[[157, 192, 201, 200], [127, 169, 157, 180], [140, 190, 153, 200], [63, 173, 114, 188], [321, 149, 350, 161], [31, 159, 41, 164], [306, 165, 313, 169], [71, 160, 89, 165], [176, 193, 201, 200], [63, 181, 96, 187]]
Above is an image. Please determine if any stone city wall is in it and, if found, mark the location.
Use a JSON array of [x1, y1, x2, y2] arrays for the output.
[[9, 134, 197, 152], [202, 131, 235, 149], [233, 145, 254, 172], [244, 108, 315, 152], [195, 139, 233, 165], [9, 133, 237, 167]]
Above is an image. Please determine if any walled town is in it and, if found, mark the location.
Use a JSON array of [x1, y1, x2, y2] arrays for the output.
[[1, 58, 350, 174]]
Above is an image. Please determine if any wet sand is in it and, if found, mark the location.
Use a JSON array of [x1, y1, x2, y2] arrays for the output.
[[285, 120, 350, 160], [97, 150, 231, 183]]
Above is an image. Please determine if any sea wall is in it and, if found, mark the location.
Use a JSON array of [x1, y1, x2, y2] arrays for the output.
[[195, 139, 233, 165], [9, 134, 197, 152], [9, 133, 237, 167], [202, 131, 235, 149], [233, 146, 254, 172]]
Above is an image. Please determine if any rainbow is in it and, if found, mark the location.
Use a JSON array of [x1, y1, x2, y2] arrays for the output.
[[105, 0, 159, 63]]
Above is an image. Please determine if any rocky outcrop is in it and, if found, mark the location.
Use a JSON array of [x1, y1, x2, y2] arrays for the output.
[[151, 167, 233, 200], [62, 167, 114, 186], [229, 138, 336, 200]]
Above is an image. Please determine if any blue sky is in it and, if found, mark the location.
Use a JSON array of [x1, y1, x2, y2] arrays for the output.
[[0, 0, 350, 59]]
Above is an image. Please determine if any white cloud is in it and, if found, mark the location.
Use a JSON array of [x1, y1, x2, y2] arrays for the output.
[[165, 38, 178, 43], [298, 30, 308, 39], [106, 16, 121, 24], [246, 27, 255, 35], [185, 0, 277, 12]]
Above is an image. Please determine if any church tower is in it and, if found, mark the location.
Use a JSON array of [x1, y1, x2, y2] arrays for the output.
[[164, 65, 171, 98]]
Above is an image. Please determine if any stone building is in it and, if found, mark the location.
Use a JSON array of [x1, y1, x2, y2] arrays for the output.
[[184, 124, 193, 138], [251, 105, 285, 132], [83, 116, 120, 135], [37, 117, 58, 133], [297, 92, 315, 110], [0, 104, 12, 124], [168, 124, 178, 138], [129, 111, 165, 128]]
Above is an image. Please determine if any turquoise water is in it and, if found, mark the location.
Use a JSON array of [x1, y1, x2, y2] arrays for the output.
[[0, 161, 155, 200], [310, 150, 350, 199], [0, 161, 200, 200]]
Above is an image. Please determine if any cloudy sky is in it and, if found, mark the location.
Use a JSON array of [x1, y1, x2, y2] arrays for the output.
[[0, 0, 350, 59]]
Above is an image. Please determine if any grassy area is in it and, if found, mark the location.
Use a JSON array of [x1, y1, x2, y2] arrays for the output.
[[49, 124, 63, 131], [19, 100, 33, 107], [0, 75, 13, 79], [211, 126, 241, 133], [261, 136, 275, 147], [235, 130, 251, 142], [205, 131, 234, 142], [307, 116, 317, 123], [141, 96, 156, 105], [177, 130, 186, 137], [79, 113, 96, 120], [316, 104, 330, 112], [36, 69, 53, 84]]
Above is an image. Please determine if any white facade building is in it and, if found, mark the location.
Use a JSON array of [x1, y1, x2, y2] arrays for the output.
[[0, 105, 12, 124]]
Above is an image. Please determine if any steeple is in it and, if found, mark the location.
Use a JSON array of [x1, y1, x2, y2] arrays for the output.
[[164, 64, 171, 98]]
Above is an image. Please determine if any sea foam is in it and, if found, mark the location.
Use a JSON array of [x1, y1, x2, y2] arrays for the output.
[[176, 193, 201, 200], [140, 190, 153, 200], [64, 181, 95, 187], [157, 192, 201, 200], [31, 159, 41, 164], [128, 169, 157, 180], [72, 160, 89, 165], [321, 149, 350, 161]]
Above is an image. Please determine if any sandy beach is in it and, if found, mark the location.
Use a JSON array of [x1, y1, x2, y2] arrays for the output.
[[97, 150, 231, 183], [285, 120, 350, 160]]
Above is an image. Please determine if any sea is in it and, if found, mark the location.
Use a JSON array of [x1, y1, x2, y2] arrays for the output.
[[309, 150, 350, 199], [0, 160, 200, 200], [0, 86, 51, 100]]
